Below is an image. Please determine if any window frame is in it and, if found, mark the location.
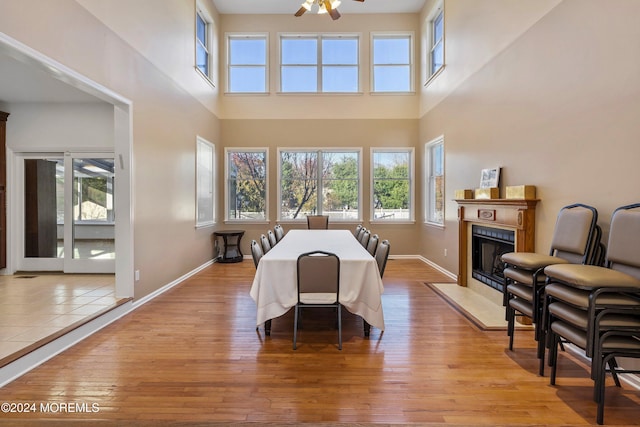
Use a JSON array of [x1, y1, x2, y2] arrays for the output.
[[196, 136, 215, 228], [226, 33, 269, 94], [370, 148, 415, 223], [425, 136, 445, 227], [371, 32, 415, 93], [278, 33, 361, 94], [224, 147, 269, 223], [195, 5, 214, 84], [277, 147, 363, 222], [425, 2, 445, 84]]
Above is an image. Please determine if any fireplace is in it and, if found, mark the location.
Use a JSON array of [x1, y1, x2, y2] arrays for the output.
[[471, 225, 515, 292], [455, 198, 539, 289]]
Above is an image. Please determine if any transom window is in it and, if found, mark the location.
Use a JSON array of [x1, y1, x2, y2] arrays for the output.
[[225, 149, 268, 221], [371, 149, 414, 222], [195, 8, 212, 81], [429, 5, 444, 78], [372, 33, 413, 92], [280, 34, 359, 93], [425, 137, 444, 225], [279, 149, 361, 221], [227, 34, 268, 93]]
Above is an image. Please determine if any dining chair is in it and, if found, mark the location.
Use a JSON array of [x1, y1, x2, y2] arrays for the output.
[[375, 240, 391, 278], [274, 224, 285, 242], [293, 250, 342, 350], [356, 226, 366, 242], [359, 229, 370, 248], [501, 203, 600, 372], [250, 239, 264, 269], [260, 234, 271, 254], [353, 224, 363, 237], [267, 230, 277, 247], [366, 234, 379, 256], [306, 215, 329, 229]]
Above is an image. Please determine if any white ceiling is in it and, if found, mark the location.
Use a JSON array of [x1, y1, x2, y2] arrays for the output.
[[211, 0, 426, 15]]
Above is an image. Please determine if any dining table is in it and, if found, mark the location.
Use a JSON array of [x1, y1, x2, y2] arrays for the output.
[[250, 229, 385, 336]]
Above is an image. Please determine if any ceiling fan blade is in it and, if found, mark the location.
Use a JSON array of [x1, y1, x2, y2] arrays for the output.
[[328, 8, 341, 20], [294, 6, 308, 17], [353, 0, 365, 2]]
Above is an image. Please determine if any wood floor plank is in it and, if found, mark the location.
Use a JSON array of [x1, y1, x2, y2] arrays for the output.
[[0, 258, 638, 425]]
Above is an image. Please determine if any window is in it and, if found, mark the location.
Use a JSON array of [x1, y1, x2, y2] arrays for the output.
[[225, 149, 267, 221], [372, 33, 413, 92], [371, 149, 414, 222], [196, 137, 215, 227], [280, 34, 359, 93], [227, 34, 268, 93], [425, 137, 444, 225], [279, 149, 361, 221], [195, 8, 212, 81], [428, 5, 444, 78]]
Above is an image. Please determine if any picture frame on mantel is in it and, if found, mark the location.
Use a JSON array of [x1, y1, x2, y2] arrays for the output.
[[479, 167, 501, 189]]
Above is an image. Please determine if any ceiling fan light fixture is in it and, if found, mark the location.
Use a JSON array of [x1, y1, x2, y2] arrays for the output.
[[317, 2, 327, 14]]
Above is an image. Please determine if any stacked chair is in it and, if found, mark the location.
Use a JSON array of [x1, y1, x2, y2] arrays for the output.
[[542, 203, 640, 424], [501, 203, 601, 375]]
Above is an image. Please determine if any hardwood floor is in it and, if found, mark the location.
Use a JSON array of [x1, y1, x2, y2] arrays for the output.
[[0, 259, 638, 425]]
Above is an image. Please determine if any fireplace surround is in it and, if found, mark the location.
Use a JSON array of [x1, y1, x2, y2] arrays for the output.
[[455, 198, 539, 290]]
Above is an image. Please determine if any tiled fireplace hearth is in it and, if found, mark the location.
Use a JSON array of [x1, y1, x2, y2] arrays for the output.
[[455, 198, 539, 296]]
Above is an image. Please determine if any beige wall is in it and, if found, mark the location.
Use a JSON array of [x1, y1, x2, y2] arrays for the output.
[[419, 0, 640, 275], [0, 0, 221, 299]]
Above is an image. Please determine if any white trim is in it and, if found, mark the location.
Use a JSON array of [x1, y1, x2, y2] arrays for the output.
[[196, 136, 216, 227], [370, 147, 415, 222], [424, 135, 445, 225], [370, 31, 415, 93], [224, 147, 269, 222], [225, 32, 269, 94]]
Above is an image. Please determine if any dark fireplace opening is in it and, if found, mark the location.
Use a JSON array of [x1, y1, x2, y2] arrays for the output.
[[471, 225, 515, 293]]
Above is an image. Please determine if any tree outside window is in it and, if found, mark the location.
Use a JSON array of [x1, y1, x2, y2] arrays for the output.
[[279, 150, 360, 220], [226, 149, 267, 220], [372, 150, 413, 221]]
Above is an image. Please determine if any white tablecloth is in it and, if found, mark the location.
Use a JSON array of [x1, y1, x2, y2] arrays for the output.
[[250, 229, 385, 330]]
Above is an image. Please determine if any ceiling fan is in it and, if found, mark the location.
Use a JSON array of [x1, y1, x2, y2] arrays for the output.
[[295, 0, 365, 21]]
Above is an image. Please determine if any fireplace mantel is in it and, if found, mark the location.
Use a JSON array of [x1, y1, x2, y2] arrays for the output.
[[456, 198, 539, 286]]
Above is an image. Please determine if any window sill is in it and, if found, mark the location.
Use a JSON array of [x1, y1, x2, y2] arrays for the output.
[[224, 92, 270, 96], [370, 220, 416, 225], [275, 91, 364, 96], [424, 221, 445, 229], [369, 91, 416, 96], [424, 64, 445, 87], [224, 219, 270, 225]]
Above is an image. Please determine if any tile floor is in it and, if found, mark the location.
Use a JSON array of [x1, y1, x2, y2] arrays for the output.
[[0, 273, 116, 362]]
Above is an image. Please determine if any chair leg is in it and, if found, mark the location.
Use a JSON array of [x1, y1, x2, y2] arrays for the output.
[[293, 305, 299, 350], [337, 305, 342, 350], [550, 333, 559, 385], [607, 357, 622, 387]]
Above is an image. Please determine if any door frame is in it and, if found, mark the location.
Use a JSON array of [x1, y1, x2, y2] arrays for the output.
[[1, 32, 134, 299]]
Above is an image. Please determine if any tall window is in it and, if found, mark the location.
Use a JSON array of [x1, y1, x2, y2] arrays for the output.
[[429, 5, 444, 78], [225, 149, 267, 221], [196, 137, 215, 227], [279, 149, 361, 221], [227, 34, 268, 93], [195, 8, 212, 81], [371, 149, 414, 222], [372, 34, 413, 92], [425, 137, 444, 225], [280, 35, 359, 93]]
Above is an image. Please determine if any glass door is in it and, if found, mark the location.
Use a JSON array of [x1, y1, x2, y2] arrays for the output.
[[17, 152, 115, 273]]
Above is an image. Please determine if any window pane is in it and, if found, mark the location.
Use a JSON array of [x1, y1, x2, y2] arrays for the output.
[[373, 37, 409, 64], [196, 45, 208, 75], [431, 41, 444, 75], [230, 38, 266, 65], [322, 152, 359, 219], [197, 140, 214, 225], [323, 66, 358, 92], [229, 67, 265, 92], [282, 66, 317, 92], [280, 152, 319, 219], [227, 151, 266, 220], [322, 38, 358, 65], [373, 65, 410, 92], [373, 151, 411, 220], [282, 38, 317, 65], [196, 14, 206, 44], [433, 11, 444, 42]]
